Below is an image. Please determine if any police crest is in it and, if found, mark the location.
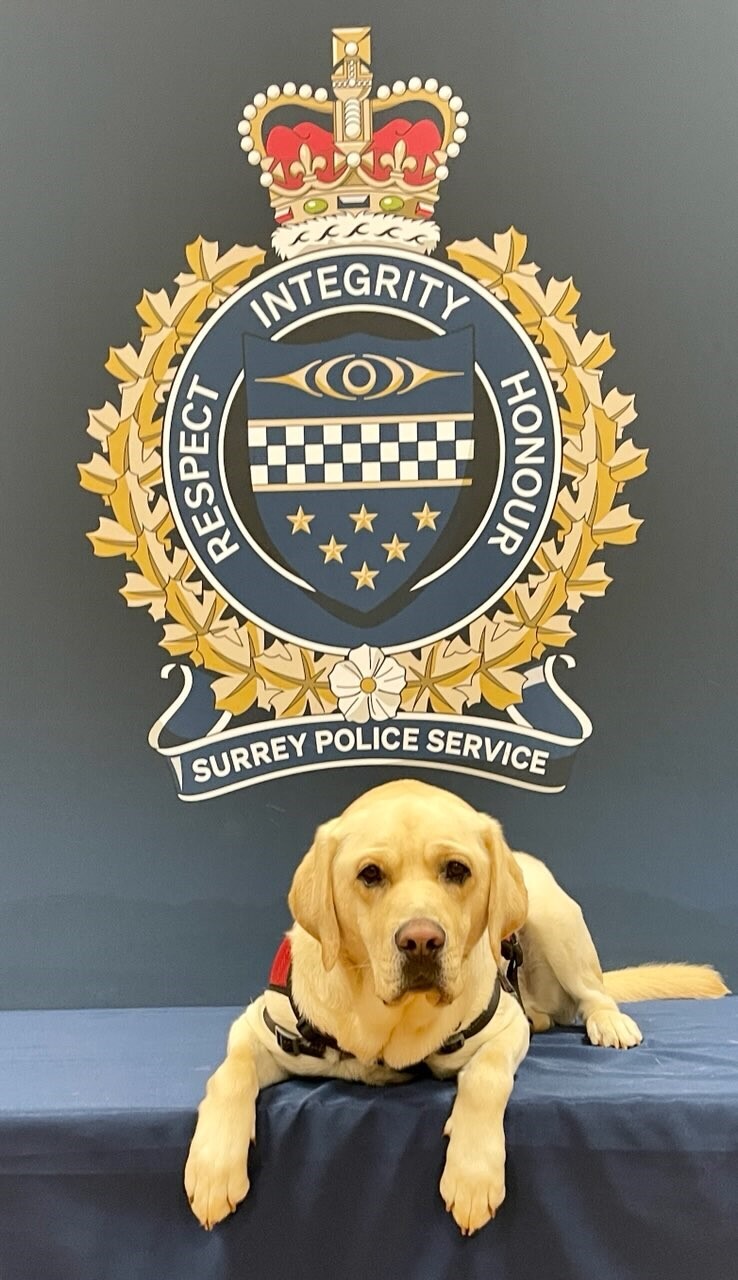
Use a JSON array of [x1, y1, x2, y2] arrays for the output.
[[80, 26, 646, 799]]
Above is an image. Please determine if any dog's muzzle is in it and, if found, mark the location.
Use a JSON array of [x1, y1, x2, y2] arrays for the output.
[[394, 917, 447, 995]]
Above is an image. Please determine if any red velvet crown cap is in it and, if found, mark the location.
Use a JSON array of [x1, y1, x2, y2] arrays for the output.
[[265, 118, 443, 189]]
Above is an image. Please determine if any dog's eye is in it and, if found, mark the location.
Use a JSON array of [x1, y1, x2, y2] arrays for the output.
[[357, 863, 384, 887], [444, 860, 471, 885]]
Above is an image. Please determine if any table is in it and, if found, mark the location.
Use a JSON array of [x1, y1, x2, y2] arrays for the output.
[[1, 999, 735, 1280]]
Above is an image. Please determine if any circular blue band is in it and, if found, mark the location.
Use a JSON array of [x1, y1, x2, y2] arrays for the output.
[[163, 249, 561, 652]]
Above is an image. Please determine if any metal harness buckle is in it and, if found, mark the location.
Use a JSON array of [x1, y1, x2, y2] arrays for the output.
[[274, 1025, 303, 1056]]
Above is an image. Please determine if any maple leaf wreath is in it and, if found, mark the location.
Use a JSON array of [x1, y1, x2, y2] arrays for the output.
[[79, 231, 646, 723]]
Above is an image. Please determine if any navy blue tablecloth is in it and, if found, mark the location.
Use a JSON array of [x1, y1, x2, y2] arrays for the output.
[[1, 999, 736, 1280]]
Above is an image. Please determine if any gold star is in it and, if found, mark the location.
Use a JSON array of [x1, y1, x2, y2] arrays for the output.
[[319, 535, 347, 564], [350, 561, 379, 591], [286, 505, 315, 535], [381, 533, 410, 562], [413, 502, 441, 531], [349, 503, 378, 532]]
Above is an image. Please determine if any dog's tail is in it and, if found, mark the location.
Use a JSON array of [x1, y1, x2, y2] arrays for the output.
[[603, 963, 729, 1002]]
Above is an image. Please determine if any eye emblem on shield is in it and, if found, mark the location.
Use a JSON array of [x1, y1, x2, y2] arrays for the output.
[[254, 350, 465, 400], [242, 328, 482, 621]]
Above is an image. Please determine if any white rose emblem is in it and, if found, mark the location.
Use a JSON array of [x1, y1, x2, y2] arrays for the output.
[[329, 645, 406, 724]]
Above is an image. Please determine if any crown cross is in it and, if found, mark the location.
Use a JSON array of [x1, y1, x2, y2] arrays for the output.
[[237, 26, 469, 259]]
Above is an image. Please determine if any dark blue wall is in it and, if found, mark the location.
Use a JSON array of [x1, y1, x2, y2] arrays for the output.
[[2, 0, 736, 1007]]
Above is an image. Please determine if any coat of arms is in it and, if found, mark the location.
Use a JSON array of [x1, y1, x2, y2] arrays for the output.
[[80, 27, 646, 799]]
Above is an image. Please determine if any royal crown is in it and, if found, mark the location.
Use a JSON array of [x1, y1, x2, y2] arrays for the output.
[[237, 26, 468, 259]]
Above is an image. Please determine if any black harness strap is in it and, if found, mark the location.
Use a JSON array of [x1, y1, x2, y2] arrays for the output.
[[437, 933, 527, 1056], [501, 933, 525, 1007], [265, 966, 353, 1059], [264, 933, 526, 1062], [262, 1003, 343, 1058], [436, 974, 502, 1056]]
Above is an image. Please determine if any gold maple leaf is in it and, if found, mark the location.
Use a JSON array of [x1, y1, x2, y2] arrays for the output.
[[175, 238, 266, 305], [602, 387, 637, 434], [87, 516, 137, 558], [119, 543, 191, 620], [467, 618, 532, 710], [534, 524, 611, 613], [593, 504, 643, 546], [135, 283, 202, 339], [160, 583, 236, 666], [398, 636, 480, 715], [78, 452, 118, 498], [257, 642, 339, 718], [607, 438, 649, 484], [209, 623, 266, 716], [86, 401, 123, 448], [106, 330, 178, 391], [502, 576, 569, 631], [496, 576, 575, 659]]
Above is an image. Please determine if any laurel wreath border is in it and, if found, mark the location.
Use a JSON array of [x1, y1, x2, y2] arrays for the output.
[[79, 230, 646, 723]]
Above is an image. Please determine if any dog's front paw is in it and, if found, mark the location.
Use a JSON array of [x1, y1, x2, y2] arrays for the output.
[[526, 1006, 553, 1034], [440, 1142, 506, 1236], [184, 1115, 252, 1230], [586, 1007, 642, 1049]]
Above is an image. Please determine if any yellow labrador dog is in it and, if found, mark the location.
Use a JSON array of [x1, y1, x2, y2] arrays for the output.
[[185, 779, 727, 1236]]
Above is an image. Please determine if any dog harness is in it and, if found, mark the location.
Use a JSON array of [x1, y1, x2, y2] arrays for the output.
[[262, 935, 524, 1065]]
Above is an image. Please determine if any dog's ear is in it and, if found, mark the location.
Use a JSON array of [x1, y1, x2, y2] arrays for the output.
[[480, 816, 528, 971], [287, 820, 340, 971]]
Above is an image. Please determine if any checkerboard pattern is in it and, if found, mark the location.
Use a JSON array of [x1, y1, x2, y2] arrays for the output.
[[248, 418, 474, 489]]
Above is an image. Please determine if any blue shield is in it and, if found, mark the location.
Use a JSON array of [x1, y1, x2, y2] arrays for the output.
[[243, 328, 477, 617]]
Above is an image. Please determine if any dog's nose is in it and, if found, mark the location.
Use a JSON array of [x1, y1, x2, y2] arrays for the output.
[[395, 918, 446, 957]]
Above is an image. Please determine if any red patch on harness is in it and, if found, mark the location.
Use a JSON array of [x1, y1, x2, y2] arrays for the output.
[[268, 936, 292, 990]]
